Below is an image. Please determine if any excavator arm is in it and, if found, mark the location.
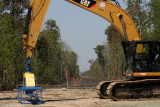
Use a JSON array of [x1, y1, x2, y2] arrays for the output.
[[21, 0, 51, 93], [23, 0, 51, 58], [23, 0, 140, 59]]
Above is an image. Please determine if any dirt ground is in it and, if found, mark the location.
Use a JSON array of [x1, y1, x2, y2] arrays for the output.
[[0, 88, 160, 107]]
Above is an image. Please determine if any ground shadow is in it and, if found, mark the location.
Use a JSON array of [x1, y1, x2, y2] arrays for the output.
[[0, 98, 17, 101], [43, 97, 86, 104]]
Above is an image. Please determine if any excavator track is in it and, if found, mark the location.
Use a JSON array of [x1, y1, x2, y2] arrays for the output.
[[97, 79, 160, 101], [97, 81, 112, 99], [96, 80, 126, 99], [107, 79, 160, 101]]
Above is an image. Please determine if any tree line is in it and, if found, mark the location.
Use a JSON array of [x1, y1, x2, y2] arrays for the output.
[[84, 0, 160, 80], [0, 0, 79, 90]]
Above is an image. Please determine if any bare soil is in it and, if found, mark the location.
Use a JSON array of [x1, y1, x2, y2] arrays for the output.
[[0, 88, 160, 107]]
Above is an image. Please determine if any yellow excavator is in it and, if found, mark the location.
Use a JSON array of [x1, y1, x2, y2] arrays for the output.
[[19, 0, 160, 103]]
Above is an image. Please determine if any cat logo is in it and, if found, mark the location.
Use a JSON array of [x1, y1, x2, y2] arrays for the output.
[[80, 0, 91, 7], [73, 0, 97, 8]]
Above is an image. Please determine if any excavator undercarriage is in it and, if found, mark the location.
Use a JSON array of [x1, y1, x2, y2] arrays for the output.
[[97, 40, 160, 101], [97, 79, 160, 101]]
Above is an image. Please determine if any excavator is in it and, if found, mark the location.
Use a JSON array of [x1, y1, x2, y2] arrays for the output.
[[18, 0, 160, 103]]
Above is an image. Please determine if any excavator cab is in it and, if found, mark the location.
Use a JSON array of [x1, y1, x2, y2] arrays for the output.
[[122, 40, 160, 79]]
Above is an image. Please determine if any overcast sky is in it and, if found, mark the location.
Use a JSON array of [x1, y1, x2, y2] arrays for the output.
[[44, 0, 126, 72]]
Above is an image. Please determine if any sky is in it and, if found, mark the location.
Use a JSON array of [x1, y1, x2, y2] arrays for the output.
[[44, 0, 126, 72]]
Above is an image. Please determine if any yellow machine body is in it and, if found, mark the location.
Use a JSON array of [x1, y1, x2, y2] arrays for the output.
[[23, 73, 35, 87], [133, 72, 160, 77], [123, 72, 160, 77]]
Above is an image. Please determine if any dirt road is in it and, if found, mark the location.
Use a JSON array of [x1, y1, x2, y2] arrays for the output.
[[0, 88, 160, 107]]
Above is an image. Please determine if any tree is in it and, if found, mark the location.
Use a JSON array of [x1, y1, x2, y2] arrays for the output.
[[0, 0, 29, 90], [104, 25, 124, 80], [0, 15, 25, 90], [32, 19, 80, 84], [45, 19, 59, 31], [149, 0, 160, 39], [88, 59, 94, 65], [32, 19, 61, 84], [94, 45, 106, 77], [87, 25, 124, 80], [0, 0, 29, 31], [125, 0, 149, 39]]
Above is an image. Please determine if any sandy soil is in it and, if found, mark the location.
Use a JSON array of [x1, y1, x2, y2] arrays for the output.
[[0, 88, 160, 107]]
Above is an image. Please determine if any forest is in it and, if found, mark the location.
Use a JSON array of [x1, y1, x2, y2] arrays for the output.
[[84, 0, 160, 79], [0, 0, 79, 90]]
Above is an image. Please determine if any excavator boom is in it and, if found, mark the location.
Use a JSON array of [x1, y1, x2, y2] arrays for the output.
[[66, 0, 140, 41]]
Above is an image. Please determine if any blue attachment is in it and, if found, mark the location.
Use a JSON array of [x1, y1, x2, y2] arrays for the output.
[[17, 56, 43, 104], [26, 56, 31, 73], [17, 86, 42, 104]]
